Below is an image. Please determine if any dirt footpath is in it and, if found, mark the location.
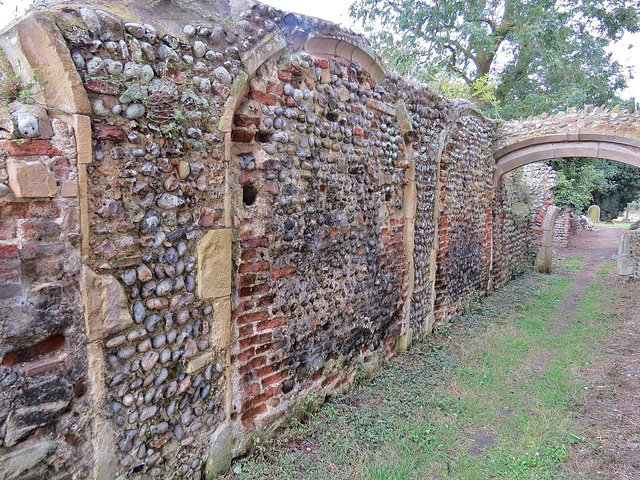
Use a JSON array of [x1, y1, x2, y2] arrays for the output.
[[558, 226, 640, 479]]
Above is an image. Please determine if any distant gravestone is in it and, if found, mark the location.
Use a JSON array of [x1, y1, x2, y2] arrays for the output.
[[587, 205, 600, 223]]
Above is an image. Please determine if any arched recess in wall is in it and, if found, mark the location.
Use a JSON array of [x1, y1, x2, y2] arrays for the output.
[[493, 134, 640, 187], [224, 29, 410, 428], [432, 105, 494, 323], [218, 32, 385, 133]]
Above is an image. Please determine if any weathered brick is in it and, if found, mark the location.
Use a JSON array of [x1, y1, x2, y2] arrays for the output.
[[0, 261, 20, 280], [93, 123, 127, 142], [20, 220, 62, 241], [238, 333, 272, 350], [236, 310, 269, 326], [233, 346, 256, 363], [241, 403, 268, 426], [240, 249, 257, 262], [248, 91, 276, 105], [0, 219, 17, 240], [239, 284, 271, 298], [255, 317, 285, 332], [0, 244, 19, 258], [238, 324, 254, 339], [0, 139, 62, 156], [20, 242, 65, 259], [261, 370, 288, 388], [238, 355, 266, 375], [234, 115, 261, 128], [277, 70, 292, 82], [272, 266, 296, 278], [238, 260, 271, 274], [241, 237, 269, 248], [231, 129, 255, 143]]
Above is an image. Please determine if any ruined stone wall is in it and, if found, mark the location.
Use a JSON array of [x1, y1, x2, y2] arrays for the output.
[[553, 209, 574, 248], [0, 0, 539, 477], [491, 169, 539, 288], [0, 108, 90, 478], [434, 115, 494, 322]]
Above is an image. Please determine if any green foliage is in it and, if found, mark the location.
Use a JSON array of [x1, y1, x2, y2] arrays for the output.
[[550, 159, 610, 212], [594, 161, 640, 220], [0, 51, 21, 106], [349, 0, 639, 119], [549, 158, 640, 219]]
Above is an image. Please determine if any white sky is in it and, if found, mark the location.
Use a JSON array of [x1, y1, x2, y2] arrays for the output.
[[1, 0, 638, 101]]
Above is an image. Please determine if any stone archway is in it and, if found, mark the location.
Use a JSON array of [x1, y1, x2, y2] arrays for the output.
[[493, 106, 640, 187]]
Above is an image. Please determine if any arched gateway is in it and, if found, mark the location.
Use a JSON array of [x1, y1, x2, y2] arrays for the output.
[[493, 106, 640, 187]]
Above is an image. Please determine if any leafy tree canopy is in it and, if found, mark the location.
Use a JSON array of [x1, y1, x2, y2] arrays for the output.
[[547, 158, 640, 219], [350, 0, 639, 119]]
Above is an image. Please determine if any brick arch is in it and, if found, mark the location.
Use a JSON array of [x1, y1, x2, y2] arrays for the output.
[[493, 106, 640, 187]]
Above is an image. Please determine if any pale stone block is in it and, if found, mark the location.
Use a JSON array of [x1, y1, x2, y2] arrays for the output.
[[81, 266, 133, 342], [244, 33, 286, 77], [187, 353, 214, 374], [350, 48, 378, 78], [617, 254, 635, 276], [542, 205, 561, 230], [205, 423, 235, 478], [366, 98, 396, 117], [6, 157, 56, 198], [396, 328, 413, 353], [72, 114, 92, 164], [61, 180, 78, 197], [541, 229, 554, 247], [534, 246, 553, 274], [587, 205, 600, 223], [335, 40, 357, 61], [198, 229, 232, 299], [305, 37, 339, 56], [0, 439, 56, 480], [85, 342, 118, 480], [403, 176, 417, 220], [212, 296, 232, 348], [219, 71, 248, 133]]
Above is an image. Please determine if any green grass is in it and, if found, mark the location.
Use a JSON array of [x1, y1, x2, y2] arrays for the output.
[[553, 255, 585, 274], [222, 263, 624, 480], [595, 222, 634, 228]]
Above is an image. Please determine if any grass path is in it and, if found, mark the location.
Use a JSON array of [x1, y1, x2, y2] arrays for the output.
[[221, 248, 638, 480]]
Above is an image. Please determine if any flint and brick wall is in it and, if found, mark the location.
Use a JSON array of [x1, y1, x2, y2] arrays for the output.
[[0, 118, 90, 478], [0, 1, 549, 478], [434, 115, 494, 322]]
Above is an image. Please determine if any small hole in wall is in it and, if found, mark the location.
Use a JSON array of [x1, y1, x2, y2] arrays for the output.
[[255, 132, 270, 143], [385, 192, 392, 201], [243, 183, 258, 206]]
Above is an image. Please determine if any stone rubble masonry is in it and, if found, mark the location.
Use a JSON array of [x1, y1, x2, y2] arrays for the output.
[[0, 104, 88, 478], [0, 0, 575, 478], [6, 157, 58, 198], [618, 230, 640, 278]]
